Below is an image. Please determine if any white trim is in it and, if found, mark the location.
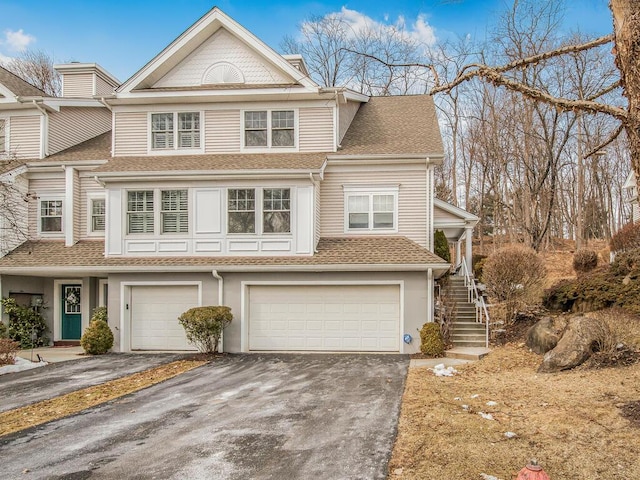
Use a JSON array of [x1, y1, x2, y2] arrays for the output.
[[343, 186, 399, 234], [0, 117, 8, 155], [147, 110, 205, 155], [98, 278, 108, 307], [37, 195, 65, 238], [64, 167, 75, 246], [225, 186, 294, 237], [240, 108, 298, 153], [86, 193, 106, 237], [53, 278, 88, 341], [240, 280, 404, 353], [119, 280, 202, 352], [433, 198, 479, 223]]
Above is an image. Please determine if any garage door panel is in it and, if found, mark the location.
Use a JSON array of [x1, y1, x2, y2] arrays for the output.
[[248, 285, 400, 352], [130, 285, 198, 351]]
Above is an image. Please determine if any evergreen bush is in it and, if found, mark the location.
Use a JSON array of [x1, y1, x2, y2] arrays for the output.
[[419, 322, 445, 357], [0, 297, 48, 349], [80, 307, 114, 355], [434, 230, 451, 263], [178, 306, 233, 353]]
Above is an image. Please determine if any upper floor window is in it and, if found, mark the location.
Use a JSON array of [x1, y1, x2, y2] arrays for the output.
[[127, 190, 154, 234], [91, 198, 106, 232], [151, 112, 200, 151], [161, 190, 188, 234], [40, 200, 63, 233], [243, 110, 295, 149], [228, 188, 291, 234], [344, 186, 398, 233], [0, 119, 6, 153]]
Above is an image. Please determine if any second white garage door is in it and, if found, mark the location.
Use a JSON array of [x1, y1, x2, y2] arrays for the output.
[[130, 285, 199, 350], [248, 284, 401, 352]]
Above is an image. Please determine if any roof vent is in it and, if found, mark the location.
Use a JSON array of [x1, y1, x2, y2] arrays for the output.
[[202, 62, 245, 85]]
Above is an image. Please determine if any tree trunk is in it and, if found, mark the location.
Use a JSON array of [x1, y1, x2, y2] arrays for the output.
[[611, 0, 640, 192]]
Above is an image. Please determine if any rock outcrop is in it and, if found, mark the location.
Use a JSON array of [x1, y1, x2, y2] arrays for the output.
[[526, 316, 567, 354]]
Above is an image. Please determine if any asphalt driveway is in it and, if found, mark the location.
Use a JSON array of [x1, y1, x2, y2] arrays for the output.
[[0, 354, 409, 480]]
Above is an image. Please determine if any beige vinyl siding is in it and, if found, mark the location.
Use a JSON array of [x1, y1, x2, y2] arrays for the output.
[[320, 166, 428, 247], [62, 72, 94, 97], [299, 107, 334, 152], [95, 76, 115, 95], [79, 176, 105, 239], [28, 176, 65, 238], [48, 107, 112, 155], [338, 100, 361, 143], [9, 115, 41, 159], [434, 204, 463, 223], [205, 110, 240, 153], [114, 112, 147, 156]]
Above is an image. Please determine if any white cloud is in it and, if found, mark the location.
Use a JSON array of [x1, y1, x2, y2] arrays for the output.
[[2, 29, 36, 52]]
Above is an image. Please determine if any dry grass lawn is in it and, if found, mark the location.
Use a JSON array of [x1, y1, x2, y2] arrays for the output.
[[0, 359, 205, 437], [389, 345, 640, 480]]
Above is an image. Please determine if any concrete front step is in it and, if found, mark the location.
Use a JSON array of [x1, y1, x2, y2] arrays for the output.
[[451, 340, 488, 348], [446, 347, 491, 360]]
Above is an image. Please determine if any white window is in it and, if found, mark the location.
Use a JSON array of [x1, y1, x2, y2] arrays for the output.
[[161, 190, 188, 234], [40, 200, 63, 233], [243, 110, 295, 149], [91, 198, 106, 232], [228, 188, 256, 234], [0, 119, 6, 153], [344, 187, 398, 233], [127, 190, 154, 234], [263, 188, 291, 233], [151, 112, 201, 151]]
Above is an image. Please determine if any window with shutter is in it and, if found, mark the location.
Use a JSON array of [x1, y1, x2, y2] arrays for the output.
[[161, 190, 189, 233], [127, 191, 154, 234]]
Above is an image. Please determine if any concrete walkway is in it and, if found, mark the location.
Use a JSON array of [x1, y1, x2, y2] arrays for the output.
[[17, 345, 85, 363]]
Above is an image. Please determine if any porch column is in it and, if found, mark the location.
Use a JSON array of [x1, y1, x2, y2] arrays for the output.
[[455, 241, 462, 267], [465, 226, 473, 274]]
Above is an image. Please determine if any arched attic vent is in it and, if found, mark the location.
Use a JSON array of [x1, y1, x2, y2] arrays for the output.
[[201, 62, 245, 85]]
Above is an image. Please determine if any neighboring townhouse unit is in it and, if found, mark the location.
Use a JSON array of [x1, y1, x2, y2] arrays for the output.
[[623, 170, 639, 223], [0, 8, 477, 354]]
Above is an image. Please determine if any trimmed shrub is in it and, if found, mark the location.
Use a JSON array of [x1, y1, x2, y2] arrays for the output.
[[80, 307, 114, 355], [434, 230, 451, 263], [573, 249, 599, 275], [0, 297, 48, 349], [482, 246, 547, 323], [610, 222, 640, 253], [178, 306, 233, 353], [0, 338, 20, 366], [0, 321, 8, 338], [419, 322, 445, 357]]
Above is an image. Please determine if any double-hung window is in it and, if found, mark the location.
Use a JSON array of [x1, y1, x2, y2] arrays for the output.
[[127, 191, 154, 234], [40, 200, 63, 233], [243, 110, 295, 148], [227, 188, 291, 234], [151, 112, 200, 150], [161, 190, 188, 234], [344, 187, 398, 232], [91, 198, 106, 232]]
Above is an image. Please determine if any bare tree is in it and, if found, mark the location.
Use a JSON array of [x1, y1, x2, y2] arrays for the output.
[[1, 49, 61, 96]]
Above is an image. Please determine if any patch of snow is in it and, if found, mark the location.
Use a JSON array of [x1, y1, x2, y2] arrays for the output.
[[470, 394, 480, 399], [504, 432, 517, 439], [454, 397, 462, 401], [486, 401, 498, 406], [0, 356, 48, 375], [478, 412, 494, 420], [431, 363, 458, 377], [480, 474, 503, 480], [462, 404, 469, 411]]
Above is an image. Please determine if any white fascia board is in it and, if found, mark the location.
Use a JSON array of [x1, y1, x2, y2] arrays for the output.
[[0, 164, 28, 182], [43, 98, 106, 109], [26, 160, 109, 172], [327, 154, 443, 166], [118, 8, 318, 94], [95, 169, 324, 183], [0, 262, 450, 277], [434, 198, 480, 223], [0, 84, 17, 100], [320, 88, 369, 103]]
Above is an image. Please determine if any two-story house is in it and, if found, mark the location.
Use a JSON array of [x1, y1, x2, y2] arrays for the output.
[[0, 8, 477, 354]]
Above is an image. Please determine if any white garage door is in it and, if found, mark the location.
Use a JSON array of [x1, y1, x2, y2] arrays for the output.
[[248, 284, 400, 352], [130, 285, 199, 350]]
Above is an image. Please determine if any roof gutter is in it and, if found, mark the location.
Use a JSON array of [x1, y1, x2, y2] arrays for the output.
[[94, 168, 325, 182]]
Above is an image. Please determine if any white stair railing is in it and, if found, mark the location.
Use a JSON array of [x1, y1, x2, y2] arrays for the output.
[[458, 258, 490, 348]]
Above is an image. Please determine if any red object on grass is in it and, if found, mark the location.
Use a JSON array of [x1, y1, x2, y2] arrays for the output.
[[516, 459, 550, 480]]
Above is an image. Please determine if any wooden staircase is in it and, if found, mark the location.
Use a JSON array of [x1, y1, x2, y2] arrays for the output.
[[446, 276, 487, 348]]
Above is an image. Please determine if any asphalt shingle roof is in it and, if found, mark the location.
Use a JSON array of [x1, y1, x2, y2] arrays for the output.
[[0, 237, 447, 270], [339, 95, 443, 156], [0, 66, 46, 97]]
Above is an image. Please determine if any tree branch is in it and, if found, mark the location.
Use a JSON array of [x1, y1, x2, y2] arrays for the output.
[[585, 80, 622, 101], [584, 124, 625, 159]]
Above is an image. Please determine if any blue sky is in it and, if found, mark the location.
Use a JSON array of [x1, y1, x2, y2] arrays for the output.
[[0, 0, 613, 83]]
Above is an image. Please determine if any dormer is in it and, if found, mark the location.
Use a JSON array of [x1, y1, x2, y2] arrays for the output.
[[54, 63, 120, 98]]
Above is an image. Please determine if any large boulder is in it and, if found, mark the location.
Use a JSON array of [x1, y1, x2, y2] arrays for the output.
[[538, 316, 609, 373], [526, 316, 567, 354]]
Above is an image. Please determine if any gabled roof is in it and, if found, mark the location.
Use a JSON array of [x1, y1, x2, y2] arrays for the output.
[[0, 65, 46, 98], [434, 198, 479, 224], [337, 95, 443, 157], [118, 7, 318, 94], [0, 237, 449, 274]]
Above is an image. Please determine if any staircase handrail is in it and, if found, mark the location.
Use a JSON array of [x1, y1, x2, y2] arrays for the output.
[[459, 257, 490, 348]]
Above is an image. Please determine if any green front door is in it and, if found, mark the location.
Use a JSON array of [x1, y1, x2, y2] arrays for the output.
[[62, 284, 82, 339]]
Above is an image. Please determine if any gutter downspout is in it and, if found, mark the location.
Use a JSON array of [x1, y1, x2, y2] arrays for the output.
[[98, 97, 112, 111], [309, 172, 320, 253], [31, 100, 49, 158], [212, 270, 224, 352]]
